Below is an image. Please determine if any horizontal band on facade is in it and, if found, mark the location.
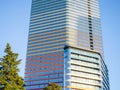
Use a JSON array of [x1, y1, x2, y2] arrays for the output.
[[25, 77, 63, 82], [71, 75, 101, 81], [71, 69, 101, 76], [25, 72, 63, 78], [25, 82, 63, 90], [70, 63, 100, 70], [27, 50, 64, 56], [27, 58, 64, 62], [71, 81, 101, 87]]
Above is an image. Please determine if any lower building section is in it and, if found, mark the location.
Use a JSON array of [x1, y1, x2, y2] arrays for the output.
[[25, 46, 110, 90], [64, 46, 110, 90], [25, 51, 64, 90]]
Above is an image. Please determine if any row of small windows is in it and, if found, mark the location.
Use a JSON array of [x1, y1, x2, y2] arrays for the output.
[[25, 70, 64, 77], [68, 5, 99, 15], [28, 45, 65, 53], [69, 48, 99, 58], [32, 0, 66, 8], [67, 25, 101, 35], [32, 2, 66, 12], [26, 65, 63, 70], [27, 56, 63, 61], [29, 33, 66, 39], [68, 43, 90, 49], [71, 0, 99, 8], [26, 59, 64, 64], [31, 5, 66, 15], [27, 50, 64, 56], [68, 14, 100, 24], [32, 0, 97, 8], [67, 24, 99, 32], [26, 82, 63, 89], [71, 70, 100, 80], [29, 39, 66, 46], [30, 19, 66, 27], [28, 43, 64, 49], [30, 23, 66, 30], [71, 65, 100, 75], [71, 52, 98, 60], [68, 17, 101, 26], [29, 30, 66, 37], [67, 20, 101, 27], [28, 41, 65, 47], [30, 22, 100, 33], [30, 13, 66, 23], [68, 1, 99, 11], [71, 76, 101, 85], [29, 29, 66, 36], [29, 27, 66, 33], [26, 69, 64, 74], [29, 35, 66, 41], [71, 82, 101, 90], [68, 21, 100, 29], [27, 51, 64, 57], [28, 46, 64, 51], [30, 17, 66, 25], [67, 26, 101, 35], [27, 47, 64, 54], [25, 74, 63, 81], [69, 37, 89, 43], [68, 22, 101, 32], [32, 2, 66, 10], [31, 15, 66, 23], [30, 21, 66, 29], [70, 59, 99, 69], [71, 57, 98, 65], [26, 73, 64, 81], [28, 39, 66, 46], [26, 59, 64, 63], [29, 26, 66, 33], [27, 54, 64, 60], [31, 10, 66, 17], [31, 8, 66, 18]]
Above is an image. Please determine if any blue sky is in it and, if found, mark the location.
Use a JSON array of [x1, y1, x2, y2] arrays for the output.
[[0, 0, 119, 90]]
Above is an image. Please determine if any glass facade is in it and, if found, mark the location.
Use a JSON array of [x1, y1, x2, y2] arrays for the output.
[[25, 0, 110, 90], [64, 46, 110, 90], [66, 0, 103, 54]]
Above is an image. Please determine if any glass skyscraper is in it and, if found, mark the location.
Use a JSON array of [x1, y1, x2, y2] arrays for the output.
[[25, 0, 110, 90]]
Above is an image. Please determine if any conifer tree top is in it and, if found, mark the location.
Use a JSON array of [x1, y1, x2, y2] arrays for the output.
[[0, 43, 25, 90]]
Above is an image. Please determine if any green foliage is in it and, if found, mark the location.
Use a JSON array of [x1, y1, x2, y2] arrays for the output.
[[43, 82, 62, 90], [0, 43, 25, 90]]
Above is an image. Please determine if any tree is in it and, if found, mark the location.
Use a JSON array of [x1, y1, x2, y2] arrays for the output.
[[0, 43, 25, 90], [44, 83, 62, 90]]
